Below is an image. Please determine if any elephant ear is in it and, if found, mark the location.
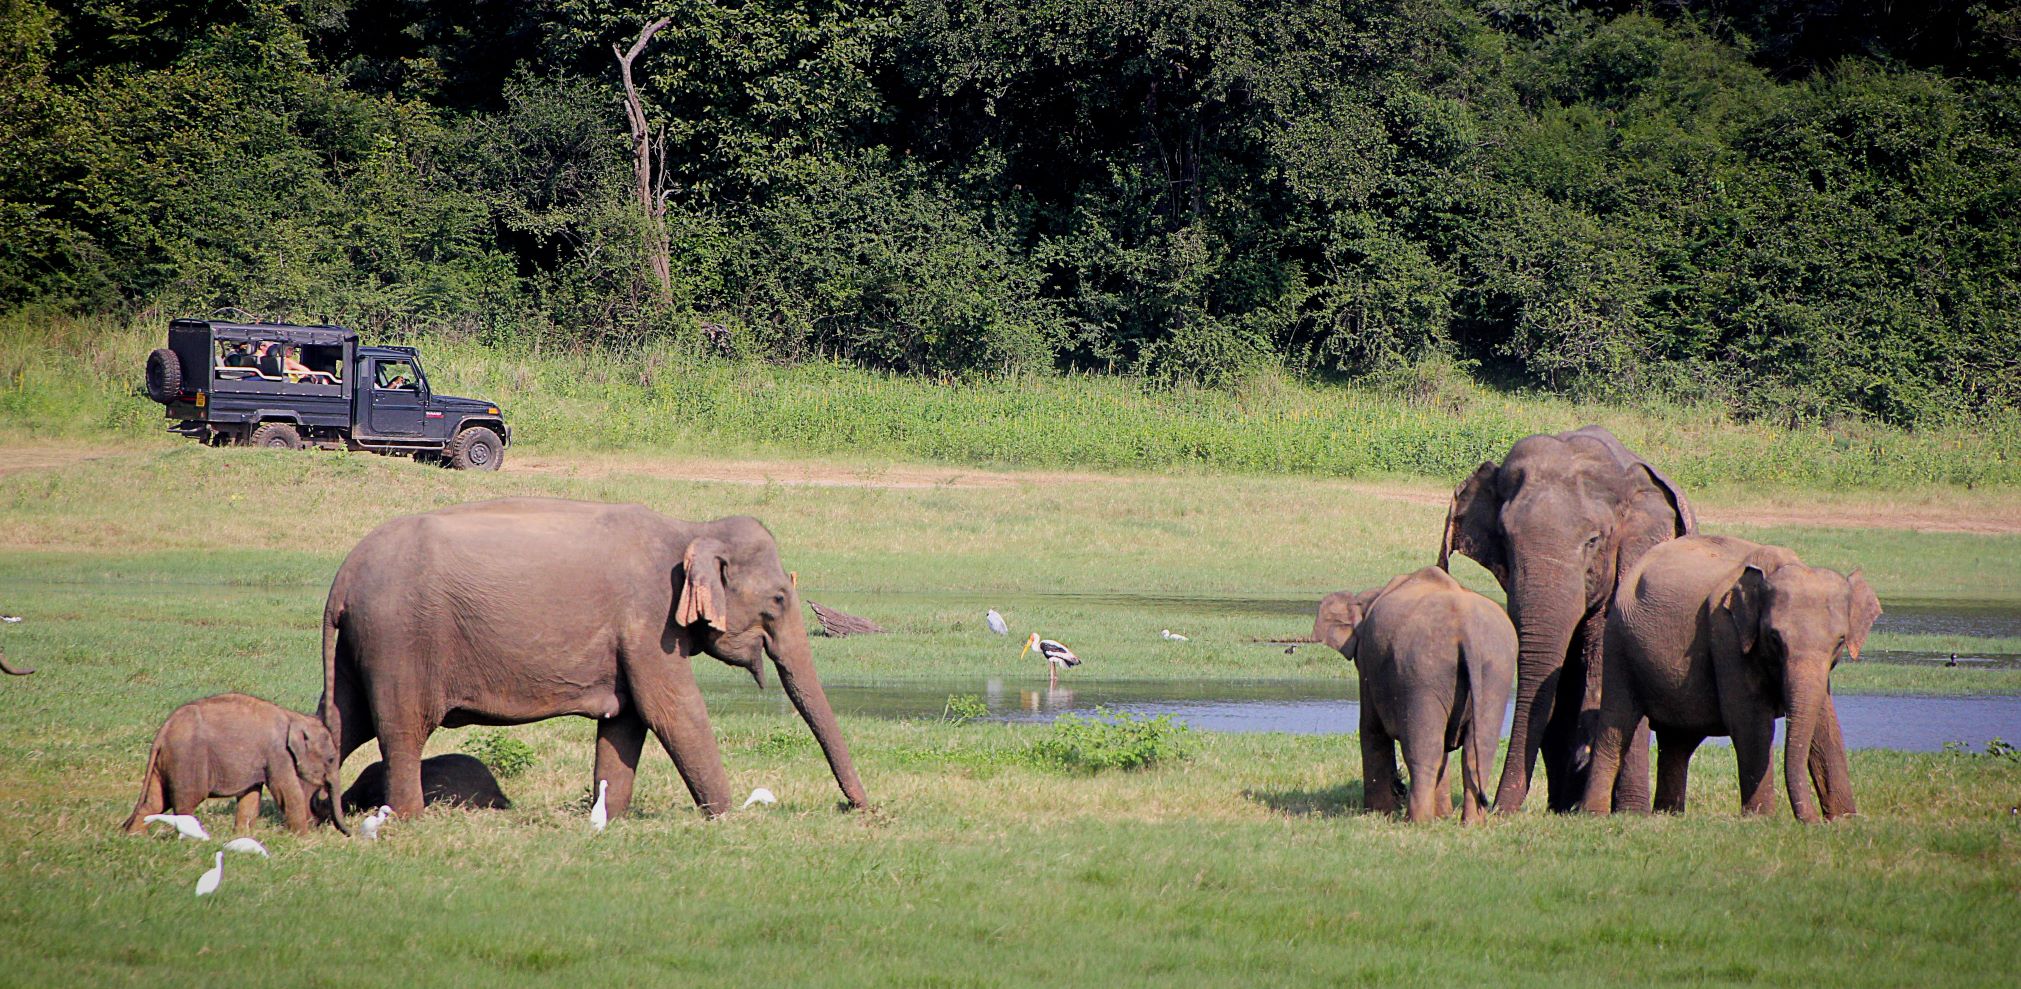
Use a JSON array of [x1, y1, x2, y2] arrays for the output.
[[286, 721, 324, 774], [1845, 569, 1881, 661], [1313, 592, 1359, 654], [1440, 462, 1507, 587], [1720, 564, 1771, 657], [1634, 460, 1698, 536], [676, 537, 731, 633]]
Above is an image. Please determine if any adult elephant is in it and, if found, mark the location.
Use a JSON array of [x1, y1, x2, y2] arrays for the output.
[[1439, 426, 1695, 812], [318, 497, 867, 819]]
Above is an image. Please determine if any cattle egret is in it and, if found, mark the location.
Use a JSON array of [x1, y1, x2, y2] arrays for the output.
[[1160, 629, 1188, 641], [222, 837, 269, 857], [195, 852, 223, 897], [985, 610, 1009, 636], [1, 615, 20, 623], [742, 787, 777, 809], [143, 814, 210, 841], [1021, 633, 1082, 686], [359, 805, 391, 841], [590, 779, 609, 832]]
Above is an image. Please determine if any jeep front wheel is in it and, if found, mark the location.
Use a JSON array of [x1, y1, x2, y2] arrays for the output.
[[145, 349, 183, 404], [445, 425, 502, 471], [249, 422, 302, 450]]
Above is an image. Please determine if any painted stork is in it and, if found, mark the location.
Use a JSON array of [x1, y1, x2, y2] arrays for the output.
[[985, 609, 1010, 636], [1022, 633, 1082, 686]]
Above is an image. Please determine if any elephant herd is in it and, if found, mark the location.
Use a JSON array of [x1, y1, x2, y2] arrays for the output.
[[123, 424, 1876, 837], [1317, 425, 1879, 823]]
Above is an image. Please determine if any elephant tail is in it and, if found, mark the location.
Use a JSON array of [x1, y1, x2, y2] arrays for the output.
[[318, 589, 345, 754], [1458, 639, 1504, 811], [122, 739, 165, 833]]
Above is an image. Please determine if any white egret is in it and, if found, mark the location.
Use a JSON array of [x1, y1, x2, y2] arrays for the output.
[[195, 852, 223, 897], [143, 813, 210, 841], [985, 610, 1009, 636], [1021, 633, 1082, 686], [1160, 629, 1188, 641], [222, 837, 269, 857], [1, 615, 21, 623], [742, 787, 777, 809], [589, 779, 609, 832], [359, 805, 391, 841]]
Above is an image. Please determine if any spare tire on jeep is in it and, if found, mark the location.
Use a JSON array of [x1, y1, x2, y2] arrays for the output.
[[145, 349, 183, 404]]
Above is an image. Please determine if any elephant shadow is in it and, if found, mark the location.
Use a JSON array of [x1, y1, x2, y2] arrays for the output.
[[1244, 781, 1370, 818], [1244, 777, 1424, 817]]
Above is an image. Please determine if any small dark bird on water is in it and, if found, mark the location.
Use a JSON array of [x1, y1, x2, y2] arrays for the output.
[[1946, 653, 1959, 667]]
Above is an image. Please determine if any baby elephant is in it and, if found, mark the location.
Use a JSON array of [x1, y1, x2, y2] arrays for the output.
[[343, 754, 513, 814], [123, 693, 350, 836], [1316, 567, 1516, 823], [1583, 535, 1879, 823]]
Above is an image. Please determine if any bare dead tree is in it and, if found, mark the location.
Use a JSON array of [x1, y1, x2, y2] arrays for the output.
[[615, 16, 676, 307]]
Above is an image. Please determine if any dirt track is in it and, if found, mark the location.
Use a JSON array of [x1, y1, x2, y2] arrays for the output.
[[5, 441, 2018, 535]]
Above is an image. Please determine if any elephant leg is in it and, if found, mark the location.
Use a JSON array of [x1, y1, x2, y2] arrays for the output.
[[1579, 709, 1634, 815], [1539, 664, 1586, 813], [594, 711, 648, 818], [1807, 701, 1856, 820], [631, 671, 733, 818], [1430, 749, 1454, 819], [1729, 718, 1776, 816], [1611, 717, 1652, 814], [1400, 730, 1449, 824], [233, 791, 262, 833], [327, 666, 375, 762], [376, 727, 431, 818], [1652, 730, 1704, 814], [1359, 705, 1400, 816], [270, 766, 312, 835]]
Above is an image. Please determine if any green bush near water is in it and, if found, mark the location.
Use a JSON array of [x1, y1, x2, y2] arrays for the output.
[[1030, 708, 1196, 773]]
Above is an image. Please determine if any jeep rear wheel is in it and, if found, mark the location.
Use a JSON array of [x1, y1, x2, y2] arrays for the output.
[[249, 422, 302, 450], [145, 349, 183, 404], [445, 425, 502, 471]]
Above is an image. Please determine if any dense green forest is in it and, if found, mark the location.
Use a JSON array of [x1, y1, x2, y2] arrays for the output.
[[2, 1, 2017, 426]]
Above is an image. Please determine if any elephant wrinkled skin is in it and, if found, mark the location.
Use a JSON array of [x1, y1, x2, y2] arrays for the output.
[[319, 497, 867, 819], [1316, 567, 1517, 823], [123, 693, 349, 836], [1582, 536, 1879, 823], [1440, 425, 1694, 813]]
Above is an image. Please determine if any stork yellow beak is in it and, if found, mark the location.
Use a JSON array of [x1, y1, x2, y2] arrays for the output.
[[1019, 634, 1034, 659]]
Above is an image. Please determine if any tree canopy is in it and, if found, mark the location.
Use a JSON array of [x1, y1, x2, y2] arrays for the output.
[[3, 0, 2016, 424]]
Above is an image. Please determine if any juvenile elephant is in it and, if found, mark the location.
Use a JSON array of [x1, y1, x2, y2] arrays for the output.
[[1440, 425, 1694, 812], [1581, 536, 1879, 823], [1316, 567, 1517, 823], [320, 497, 866, 819], [123, 693, 349, 836], [342, 754, 512, 813]]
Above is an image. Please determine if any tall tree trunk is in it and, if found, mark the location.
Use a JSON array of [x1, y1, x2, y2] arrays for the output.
[[615, 17, 675, 307]]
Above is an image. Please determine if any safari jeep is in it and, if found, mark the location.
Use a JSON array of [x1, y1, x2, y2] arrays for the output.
[[145, 318, 511, 470]]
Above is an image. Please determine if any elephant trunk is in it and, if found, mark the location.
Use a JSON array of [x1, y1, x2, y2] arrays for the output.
[[1782, 667, 1831, 824], [324, 779, 351, 836], [770, 603, 868, 810], [1493, 569, 1583, 812]]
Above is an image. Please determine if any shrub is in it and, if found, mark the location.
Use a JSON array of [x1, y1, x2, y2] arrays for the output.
[[1027, 707, 1194, 773], [941, 694, 989, 724], [462, 730, 536, 779]]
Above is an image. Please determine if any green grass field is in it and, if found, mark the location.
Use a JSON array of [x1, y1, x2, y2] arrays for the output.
[[3, 398, 2019, 984]]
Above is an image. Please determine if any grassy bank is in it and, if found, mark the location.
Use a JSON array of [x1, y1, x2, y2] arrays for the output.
[[4, 312, 2018, 488], [4, 700, 2018, 986], [2, 445, 2017, 693]]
